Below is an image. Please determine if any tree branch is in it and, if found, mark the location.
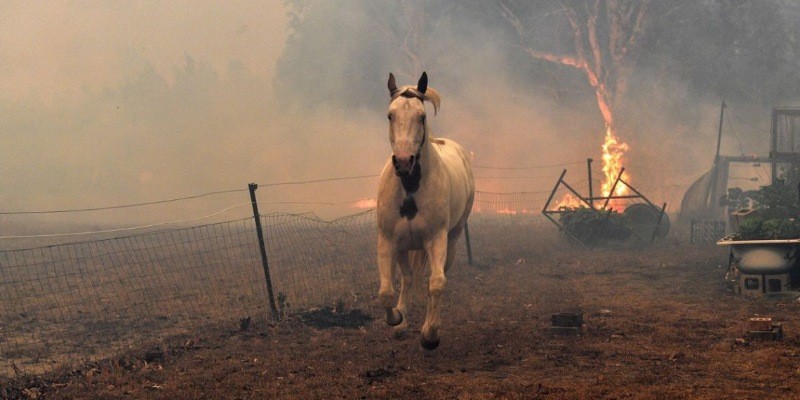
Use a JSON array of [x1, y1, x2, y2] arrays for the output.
[[498, 1, 529, 44], [500, 2, 587, 72], [524, 47, 584, 69], [624, 0, 649, 58], [400, 2, 424, 79], [586, 0, 605, 88]]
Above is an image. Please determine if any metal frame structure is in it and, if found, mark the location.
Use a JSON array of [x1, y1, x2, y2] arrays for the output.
[[770, 107, 800, 179], [542, 158, 668, 248], [703, 107, 800, 225]]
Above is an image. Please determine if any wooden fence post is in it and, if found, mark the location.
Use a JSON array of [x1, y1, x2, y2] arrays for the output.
[[248, 183, 279, 320]]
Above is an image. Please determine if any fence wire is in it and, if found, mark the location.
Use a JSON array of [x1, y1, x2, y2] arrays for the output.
[[0, 218, 266, 378], [0, 191, 553, 379]]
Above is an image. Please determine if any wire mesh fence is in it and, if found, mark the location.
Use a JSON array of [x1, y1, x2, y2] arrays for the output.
[[0, 218, 266, 378], [0, 189, 585, 379], [690, 220, 727, 244], [262, 211, 378, 313]]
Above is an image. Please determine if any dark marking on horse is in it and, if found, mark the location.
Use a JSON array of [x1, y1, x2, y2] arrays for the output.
[[399, 196, 418, 219], [399, 162, 421, 194], [398, 162, 421, 219]]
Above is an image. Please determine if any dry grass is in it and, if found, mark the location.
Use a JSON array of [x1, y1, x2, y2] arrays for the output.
[[8, 224, 799, 399], [8, 213, 799, 399]]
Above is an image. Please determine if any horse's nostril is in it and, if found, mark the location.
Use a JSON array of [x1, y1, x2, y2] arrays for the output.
[[392, 155, 398, 165], [409, 155, 415, 164]]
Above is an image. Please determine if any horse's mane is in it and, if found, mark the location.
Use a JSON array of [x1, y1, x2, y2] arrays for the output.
[[392, 85, 441, 116]]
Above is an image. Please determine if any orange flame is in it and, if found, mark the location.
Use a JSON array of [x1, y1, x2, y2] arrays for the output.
[[353, 198, 377, 209], [551, 126, 630, 211], [600, 126, 630, 210], [555, 192, 584, 210]]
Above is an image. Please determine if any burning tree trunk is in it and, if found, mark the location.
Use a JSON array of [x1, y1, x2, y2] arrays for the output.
[[500, 0, 649, 206]]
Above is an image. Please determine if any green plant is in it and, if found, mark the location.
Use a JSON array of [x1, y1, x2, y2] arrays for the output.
[[738, 216, 800, 240], [558, 207, 631, 243], [735, 162, 800, 239]]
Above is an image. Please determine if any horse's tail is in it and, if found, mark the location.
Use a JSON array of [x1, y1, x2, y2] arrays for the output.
[[408, 250, 428, 298]]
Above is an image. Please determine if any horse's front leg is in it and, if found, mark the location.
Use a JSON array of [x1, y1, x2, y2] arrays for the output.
[[377, 234, 403, 326], [421, 230, 448, 350], [392, 251, 413, 338]]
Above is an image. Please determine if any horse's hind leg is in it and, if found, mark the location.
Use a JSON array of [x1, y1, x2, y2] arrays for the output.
[[443, 224, 464, 273], [377, 234, 403, 326]]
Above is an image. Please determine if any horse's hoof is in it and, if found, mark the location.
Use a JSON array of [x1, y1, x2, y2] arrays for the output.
[[420, 336, 440, 350], [386, 310, 403, 327]]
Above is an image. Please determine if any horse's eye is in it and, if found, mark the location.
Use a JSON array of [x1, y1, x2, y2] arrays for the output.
[[420, 115, 426, 123], [387, 114, 392, 121]]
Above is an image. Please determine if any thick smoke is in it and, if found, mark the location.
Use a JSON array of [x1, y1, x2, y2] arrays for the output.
[[274, 0, 800, 211], [0, 2, 290, 232], [1, 1, 798, 237]]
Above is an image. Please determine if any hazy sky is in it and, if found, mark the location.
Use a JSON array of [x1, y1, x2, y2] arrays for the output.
[[0, 1, 725, 233], [0, 1, 301, 232], [0, 1, 288, 100], [0, 1, 790, 238]]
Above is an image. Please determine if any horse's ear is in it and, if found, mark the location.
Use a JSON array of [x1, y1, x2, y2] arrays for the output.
[[388, 73, 398, 97], [417, 71, 428, 94]]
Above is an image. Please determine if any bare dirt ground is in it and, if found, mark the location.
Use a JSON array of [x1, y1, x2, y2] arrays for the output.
[[6, 238, 800, 399]]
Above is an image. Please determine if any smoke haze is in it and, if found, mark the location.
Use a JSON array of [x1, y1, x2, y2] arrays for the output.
[[1, 1, 292, 231], [1, 1, 798, 237]]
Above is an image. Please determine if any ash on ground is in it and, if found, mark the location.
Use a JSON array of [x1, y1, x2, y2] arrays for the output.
[[298, 306, 373, 329]]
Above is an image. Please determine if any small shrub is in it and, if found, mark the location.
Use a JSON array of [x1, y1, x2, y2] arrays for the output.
[[558, 207, 631, 243], [734, 162, 800, 240], [277, 292, 290, 318], [738, 216, 800, 240]]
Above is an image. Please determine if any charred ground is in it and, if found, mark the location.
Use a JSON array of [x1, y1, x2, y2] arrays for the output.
[[4, 238, 800, 399]]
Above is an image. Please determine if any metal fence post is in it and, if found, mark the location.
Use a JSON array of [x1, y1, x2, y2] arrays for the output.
[[464, 220, 474, 267], [587, 158, 594, 209], [248, 183, 279, 320]]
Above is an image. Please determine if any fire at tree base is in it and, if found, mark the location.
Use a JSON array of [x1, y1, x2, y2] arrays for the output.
[[542, 159, 669, 248]]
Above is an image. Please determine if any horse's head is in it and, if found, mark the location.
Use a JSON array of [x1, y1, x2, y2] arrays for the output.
[[387, 71, 440, 176]]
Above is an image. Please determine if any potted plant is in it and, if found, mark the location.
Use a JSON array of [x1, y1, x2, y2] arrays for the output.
[[735, 177, 800, 239], [718, 163, 800, 295]]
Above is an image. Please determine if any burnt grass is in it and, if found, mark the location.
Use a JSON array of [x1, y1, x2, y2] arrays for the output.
[[298, 305, 374, 329], [6, 237, 800, 399]]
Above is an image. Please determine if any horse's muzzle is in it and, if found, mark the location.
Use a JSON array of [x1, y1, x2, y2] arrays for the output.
[[392, 154, 416, 176]]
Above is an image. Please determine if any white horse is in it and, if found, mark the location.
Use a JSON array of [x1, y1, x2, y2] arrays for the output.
[[376, 72, 475, 350]]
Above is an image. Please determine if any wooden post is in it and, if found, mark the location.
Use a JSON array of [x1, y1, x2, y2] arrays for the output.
[[248, 183, 279, 320]]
